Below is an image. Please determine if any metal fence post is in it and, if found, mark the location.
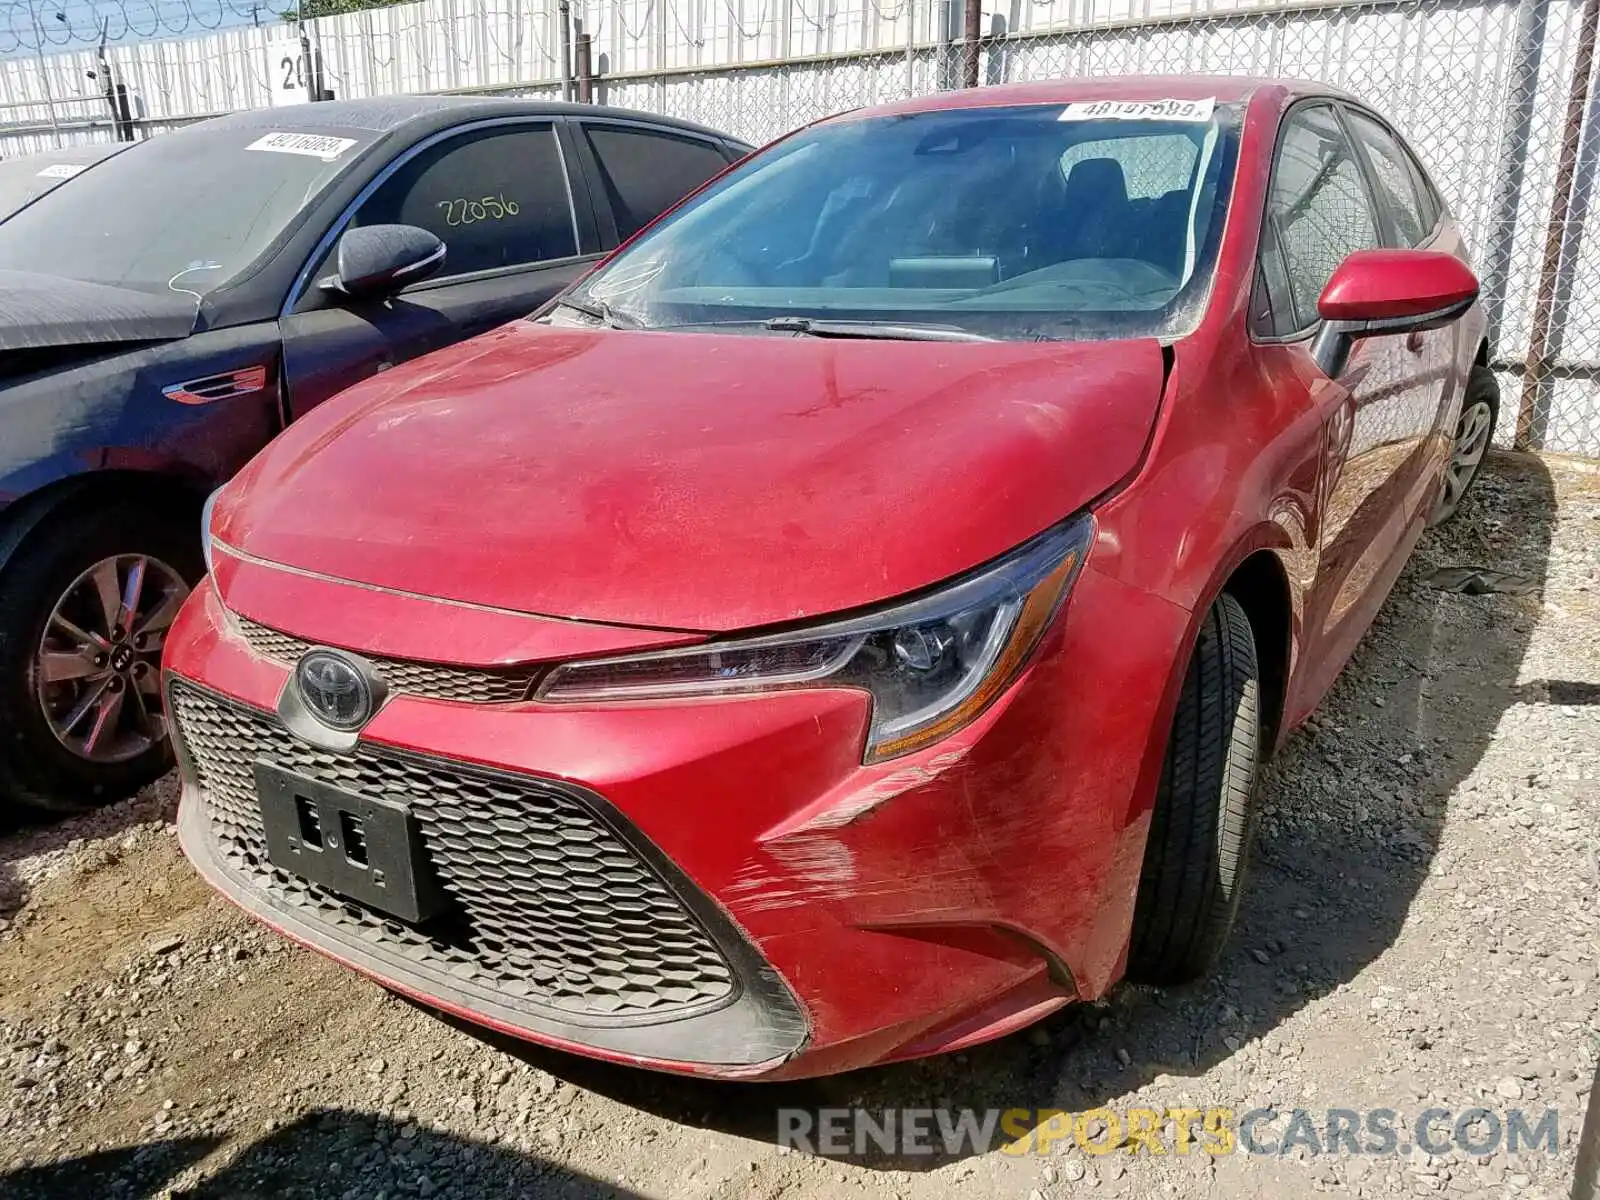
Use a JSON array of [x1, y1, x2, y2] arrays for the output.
[[1538, 39, 1600, 416], [94, 20, 124, 141], [937, 0, 954, 89], [962, 0, 981, 87], [1479, 0, 1550, 371], [1520, 0, 1600, 447], [27, 0, 63, 149], [576, 27, 594, 101], [559, 0, 575, 101], [906, 0, 916, 96], [1576, 1051, 1599, 1200]]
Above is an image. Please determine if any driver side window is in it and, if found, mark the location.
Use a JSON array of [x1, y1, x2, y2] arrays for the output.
[[308, 123, 579, 297], [1258, 105, 1383, 336]]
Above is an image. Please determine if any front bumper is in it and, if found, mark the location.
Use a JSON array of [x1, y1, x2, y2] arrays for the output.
[[172, 675, 807, 1067], [166, 556, 1188, 1080]]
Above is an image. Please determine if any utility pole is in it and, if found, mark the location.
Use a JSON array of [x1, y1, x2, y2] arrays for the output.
[[93, 17, 114, 140], [296, 0, 320, 101], [558, 0, 575, 101], [575, 23, 594, 102], [905, 0, 915, 96], [961, 0, 981, 89]]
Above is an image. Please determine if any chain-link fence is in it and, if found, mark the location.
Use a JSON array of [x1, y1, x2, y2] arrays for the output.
[[2, 0, 1600, 455]]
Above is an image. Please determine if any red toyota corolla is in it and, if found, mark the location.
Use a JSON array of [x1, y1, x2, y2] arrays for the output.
[[166, 76, 1493, 1080]]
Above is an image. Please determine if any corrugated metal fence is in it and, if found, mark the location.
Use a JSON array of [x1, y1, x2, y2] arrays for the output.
[[1, 0, 1599, 455]]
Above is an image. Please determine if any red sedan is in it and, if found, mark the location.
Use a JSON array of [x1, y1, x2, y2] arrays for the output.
[[166, 76, 1494, 1080]]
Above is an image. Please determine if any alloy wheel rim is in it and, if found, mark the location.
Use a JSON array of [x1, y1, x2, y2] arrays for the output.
[[1440, 399, 1495, 514], [33, 554, 189, 764]]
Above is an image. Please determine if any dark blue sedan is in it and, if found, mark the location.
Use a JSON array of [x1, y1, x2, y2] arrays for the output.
[[0, 96, 747, 815]]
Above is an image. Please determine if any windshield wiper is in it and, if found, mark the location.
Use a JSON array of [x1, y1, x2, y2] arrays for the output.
[[762, 316, 995, 342], [556, 296, 642, 329]]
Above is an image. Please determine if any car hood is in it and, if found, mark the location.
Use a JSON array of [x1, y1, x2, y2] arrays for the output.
[[0, 270, 197, 351], [216, 321, 1168, 632]]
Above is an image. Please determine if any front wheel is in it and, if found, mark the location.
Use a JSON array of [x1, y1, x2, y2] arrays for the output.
[[0, 501, 200, 815], [1127, 592, 1261, 986]]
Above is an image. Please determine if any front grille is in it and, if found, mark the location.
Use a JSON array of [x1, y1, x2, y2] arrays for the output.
[[234, 616, 536, 704], [170, 681, 736, 1021]]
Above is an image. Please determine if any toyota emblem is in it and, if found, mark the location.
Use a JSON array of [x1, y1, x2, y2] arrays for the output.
[[294, 650, 374, 732]]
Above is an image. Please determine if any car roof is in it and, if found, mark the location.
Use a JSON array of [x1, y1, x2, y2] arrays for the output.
[[831, 74, 1351, 122], [203, 95, 741, 144]]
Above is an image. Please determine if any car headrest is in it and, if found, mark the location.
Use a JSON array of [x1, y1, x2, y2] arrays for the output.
[[1063, 157, 1129, 207]]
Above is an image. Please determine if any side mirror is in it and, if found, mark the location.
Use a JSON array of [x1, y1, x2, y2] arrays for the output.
[[324, 224, 446, 299], [1311, 249, 1479, 377]]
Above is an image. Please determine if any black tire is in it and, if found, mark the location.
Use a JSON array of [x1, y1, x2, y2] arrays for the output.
[[0, 497, 202, 816], [1127, 592, 1261, 986], [1429, 365, 1501, 527]]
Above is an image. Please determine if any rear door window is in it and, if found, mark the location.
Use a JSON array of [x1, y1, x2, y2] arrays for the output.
[[1344, 109, 1434, 247], [582, 124, 732, 241]]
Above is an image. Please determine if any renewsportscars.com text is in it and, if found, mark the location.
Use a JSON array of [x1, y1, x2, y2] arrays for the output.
[[777, 1106, 1562, 1158]]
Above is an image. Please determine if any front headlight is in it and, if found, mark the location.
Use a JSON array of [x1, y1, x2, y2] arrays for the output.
[[536, 516, 1093, 762], [200, 487, 222, 575]]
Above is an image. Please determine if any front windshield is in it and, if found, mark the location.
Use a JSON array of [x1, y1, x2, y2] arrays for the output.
[[0, 126, 376, 297], [565, 101, 1240, 342]]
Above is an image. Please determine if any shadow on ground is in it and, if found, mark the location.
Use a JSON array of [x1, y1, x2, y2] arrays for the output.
[[0, 1111, 649, 1199], [457, 455, 1563, 1169], [0, 1137, 221, 1200]]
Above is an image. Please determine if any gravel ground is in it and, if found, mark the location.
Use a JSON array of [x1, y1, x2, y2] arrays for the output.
[[1, 452, 1596, 1200]]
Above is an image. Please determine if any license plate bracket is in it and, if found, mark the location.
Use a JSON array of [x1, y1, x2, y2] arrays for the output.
[[255, 760, 446, 924]]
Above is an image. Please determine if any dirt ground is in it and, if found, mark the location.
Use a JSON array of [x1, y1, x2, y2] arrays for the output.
[[1, 453, 1596, 1200]]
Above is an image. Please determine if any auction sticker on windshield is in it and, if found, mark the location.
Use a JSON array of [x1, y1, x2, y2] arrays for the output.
[[35, 163, 86, 179], [245, 132, 358, 161], [1059, 98, 1216, 122]]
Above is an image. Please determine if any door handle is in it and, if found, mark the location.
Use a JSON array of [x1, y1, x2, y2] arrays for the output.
[[1405, 330, 1426, 354]]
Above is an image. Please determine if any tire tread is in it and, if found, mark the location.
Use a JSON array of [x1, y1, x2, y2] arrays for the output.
[[1128, 593, 1261, 985]]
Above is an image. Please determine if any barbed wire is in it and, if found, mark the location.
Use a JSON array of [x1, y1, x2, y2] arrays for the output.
[[0, 0, 927, 62], [792, 0, 837, 32], [717, 0, 771, 41], [0, 0, 265, 56], [477, 2, 530, 74], [606, 0, 653, 43], [867, 0, 911, 23], [665, 0, 703, 48]]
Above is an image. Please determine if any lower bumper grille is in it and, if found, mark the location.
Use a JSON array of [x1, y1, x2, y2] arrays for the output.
[[169, 680, 735, 1022]]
